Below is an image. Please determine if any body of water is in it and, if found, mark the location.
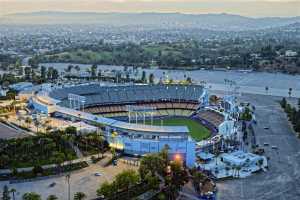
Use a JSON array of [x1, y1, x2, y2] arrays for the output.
[[40, 63, 300, 98]]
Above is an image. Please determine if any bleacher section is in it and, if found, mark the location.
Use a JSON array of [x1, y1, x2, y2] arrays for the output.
[[191, 109, 225, 134], [83, 102, 197, 118], [49, 84, 204, 119]]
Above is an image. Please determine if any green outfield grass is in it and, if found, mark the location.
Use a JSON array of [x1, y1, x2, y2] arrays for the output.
[[145, 117, 211, 141]]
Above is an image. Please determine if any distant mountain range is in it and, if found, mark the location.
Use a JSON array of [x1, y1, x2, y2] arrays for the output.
[[1, 11, 300, 31]]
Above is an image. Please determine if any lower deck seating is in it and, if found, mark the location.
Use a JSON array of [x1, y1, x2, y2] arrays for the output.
[[84, 101, 199, 118], [194, 110, 224, 128]]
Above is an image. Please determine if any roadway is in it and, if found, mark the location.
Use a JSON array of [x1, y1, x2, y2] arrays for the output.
[[0, 122, 29, 139]]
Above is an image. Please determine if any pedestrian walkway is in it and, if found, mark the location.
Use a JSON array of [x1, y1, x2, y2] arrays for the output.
[[68, 141, 84, 158]]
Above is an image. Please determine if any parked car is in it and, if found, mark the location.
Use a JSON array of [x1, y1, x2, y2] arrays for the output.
[[94, 172, 102, 176]]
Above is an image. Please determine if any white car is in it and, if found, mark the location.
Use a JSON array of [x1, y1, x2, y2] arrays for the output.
[[94, 172, 102, 176]]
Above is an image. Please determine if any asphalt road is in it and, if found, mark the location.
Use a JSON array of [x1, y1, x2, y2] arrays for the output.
[[217, 94, 300, 200], [0, 122, 28, 139]]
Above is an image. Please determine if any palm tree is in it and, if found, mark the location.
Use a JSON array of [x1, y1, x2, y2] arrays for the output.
[[236, 165, 241, 177], [47, 195, 58, 200], [34, 120, 40, 133], [73, 192, 86, 200], [288, 88, 292, 97], [232, 165, 236, 177], [75, 65, 81, 74], [92, 133, 105, 158], [265, 86, 269, 95], [257, 159, 264, 170], [213, 147, 220, 165], [10, 188, 16, 200], [2, 185, 10, 200], [25, 117, 32, 128]]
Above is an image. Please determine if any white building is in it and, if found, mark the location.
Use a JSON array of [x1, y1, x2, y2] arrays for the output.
[[285, 50, 298, 57]]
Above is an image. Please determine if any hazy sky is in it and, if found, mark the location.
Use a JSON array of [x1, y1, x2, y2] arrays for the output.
[[0, 0, 299, 17]]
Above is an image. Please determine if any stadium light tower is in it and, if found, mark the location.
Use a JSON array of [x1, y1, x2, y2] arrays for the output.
[[127, 105, 156, 125], [81, 99, 86, 112], [68, 94, 86, 110]]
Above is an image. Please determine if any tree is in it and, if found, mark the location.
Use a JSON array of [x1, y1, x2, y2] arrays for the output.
[[10, 188, 16, 200], [265, 86, 269, 95], [280, 97, 287, 108], [47, 67, 59, 80], [67, 65, 73, 72], [236, 165, 241, 177], [191, 170, 207, 193], [75, 65, 81, 73], [52, 69, 59, 80], [159, 145, 170, 166], [92, 133, 105, 158], [165, 161, 188, 199], [46, 195, 58, 200], [114, 169, 140, 193], [97, 169, 139, 199], [97, 70, 102, 80], [139, 154, 165, 178], [22, 192, 41, 200], [240, 107, 252, 121], [141, 71, 147, 83], [144, 172, 160, 190], [91, 64, 98, 78], [65, 126, 77, 136], [6, 90, 17, 100], [32, 165, 44, 175], [257, 159, 264, 170], [186, 77, 192, 84], [24, 67, 32, 80], [149, 73, 155, 84], [288, 88, 293, 97], [294, 120, 300, 133], [73, 192, 86, 200], [25, 117, 32, 128], [97, 181, 116, 199], [47, 67, 53, 80], [40, 66, 47, 81], [2, 185, 11, 200]]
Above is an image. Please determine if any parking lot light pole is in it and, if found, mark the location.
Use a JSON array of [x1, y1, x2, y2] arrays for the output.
[[65, 173, 71, 200]]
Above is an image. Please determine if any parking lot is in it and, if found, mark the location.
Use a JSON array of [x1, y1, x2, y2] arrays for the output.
[[0, 157, 138, 200], [217, 94, 300, 200]]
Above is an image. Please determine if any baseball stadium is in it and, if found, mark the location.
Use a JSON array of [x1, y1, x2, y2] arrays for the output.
[[30, 84, 235, 167]]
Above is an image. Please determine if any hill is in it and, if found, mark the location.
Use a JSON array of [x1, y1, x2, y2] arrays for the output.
[[1, 12, 300, 31]]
